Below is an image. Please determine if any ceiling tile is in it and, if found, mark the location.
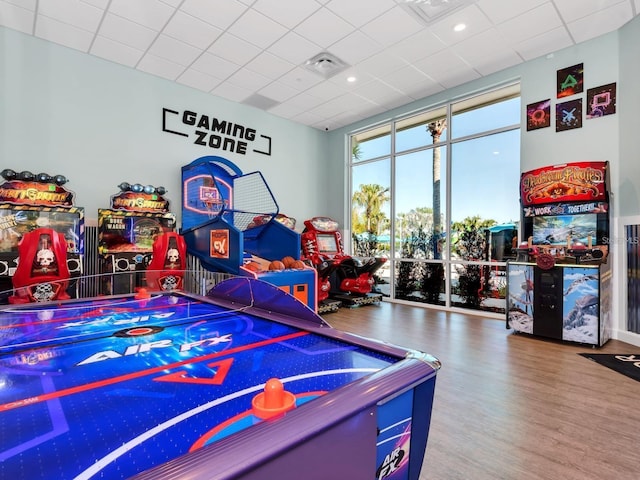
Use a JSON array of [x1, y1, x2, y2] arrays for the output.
[[412, 49, 478, 86], [325, 0, 395, 28], [137, 52, 185, 79], [148, 34, 203, 66], [496, 3, 563, 45], [4, 0, 36, 9], [159, 0, 182, 7], [0, 1, 35, 33], [305, 80, 349, 101], [513, 26, 573, 61], [228, 8, 289, 48], [245, 52, 295, 80], [109, 0, 175, 31], [191, 52, 241, 80], [252, 0, 320, 29], [554, 0, 628, 24], [258, 81, 298, 102], [177, 68, 221, 92], [38, 0, 104, 32], [81, 0, 109, 7], [98, 12, 156, 51], [427, 4, 494, 46], [352, 78, 407, 105], [359, 6, 423, 47], [163, 10, 222, 49], [275, 66, 324, 91], [35, 14, 94, 51], [328, 30, 382, 65], [210, 81, 253, 103], [268, 31, 322, 65], [294, 7, 353, 48], [180, 0, 247, 30], [386, 29, 448, 64], [226, 67, 273, 91], [90, 35, 144, 67], [206, 32, 261, 65], [380, 64, 440, 97], [476, 0, 548, 25], [354, 51, 408, 78], [452, 28, 523, 75], [567, 1, 633, 43]]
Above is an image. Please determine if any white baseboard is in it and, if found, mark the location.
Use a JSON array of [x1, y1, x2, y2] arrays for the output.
[[612, 329, 640, 348]]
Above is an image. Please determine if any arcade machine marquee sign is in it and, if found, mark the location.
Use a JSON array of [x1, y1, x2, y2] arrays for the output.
[[520, 161, 608, 207]]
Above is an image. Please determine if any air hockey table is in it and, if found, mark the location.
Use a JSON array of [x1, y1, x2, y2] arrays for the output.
[[0, 277, 440, 480]]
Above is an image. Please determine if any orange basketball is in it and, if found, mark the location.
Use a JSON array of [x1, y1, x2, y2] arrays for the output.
[[290, 260, 306, 270], [244, 261, 262, 272], [281, 256, 296, 268], [269, 260, 285, 271]]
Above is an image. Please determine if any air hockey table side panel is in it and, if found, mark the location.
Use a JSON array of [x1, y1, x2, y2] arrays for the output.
[[133, 357, 438, 480]]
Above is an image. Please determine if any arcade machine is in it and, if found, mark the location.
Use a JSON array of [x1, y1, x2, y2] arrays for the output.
[[506, 161, 612, 346], [0, 169, 84, 303], [301, 217, 385, 309], [145, 231, 187, 291], [98, 183, 177, 295], [180, 156, 317, 311]]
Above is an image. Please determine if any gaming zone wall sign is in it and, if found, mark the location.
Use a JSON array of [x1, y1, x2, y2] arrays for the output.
[[162, 108, 272, 156]]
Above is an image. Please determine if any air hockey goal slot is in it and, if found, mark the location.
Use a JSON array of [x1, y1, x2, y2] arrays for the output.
[[251, 378, 296, 420]]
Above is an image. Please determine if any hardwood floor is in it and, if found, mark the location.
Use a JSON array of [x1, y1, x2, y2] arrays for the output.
[[326, 302, 640, 480]]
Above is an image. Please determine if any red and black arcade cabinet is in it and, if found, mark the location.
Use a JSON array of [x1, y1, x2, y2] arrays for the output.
[[9, 228, 71, 303], [145, 232, 187, 291], [0, 169, 84, 304], [301, 217, 385, 310], [98, 183, 176, 295]]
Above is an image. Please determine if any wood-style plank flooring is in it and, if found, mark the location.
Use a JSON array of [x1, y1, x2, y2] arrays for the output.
[[326, 301, 640, 480]]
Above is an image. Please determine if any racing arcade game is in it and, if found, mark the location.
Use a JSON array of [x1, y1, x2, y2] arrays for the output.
[[301, 217, 385, 310], [98, 183, 177, 295], [0, 169, 84, 304], [506, 161, 612, 346]]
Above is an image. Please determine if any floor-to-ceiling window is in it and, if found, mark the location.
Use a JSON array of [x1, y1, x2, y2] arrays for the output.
[[349, 84, 520, 315]]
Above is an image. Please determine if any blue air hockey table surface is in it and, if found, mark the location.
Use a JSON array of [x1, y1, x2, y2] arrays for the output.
[[0, 277, 440, 480]]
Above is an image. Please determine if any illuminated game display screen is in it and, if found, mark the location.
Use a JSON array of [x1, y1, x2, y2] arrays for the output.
[[98, 209, 175, 254], [0, 207, 84, 254], [532, 213, 598, 245], [317, 233, 339, 253]]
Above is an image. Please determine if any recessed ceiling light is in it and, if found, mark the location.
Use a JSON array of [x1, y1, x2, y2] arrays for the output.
[[347, 76, 357, 83], [453, 23, 466, 32]]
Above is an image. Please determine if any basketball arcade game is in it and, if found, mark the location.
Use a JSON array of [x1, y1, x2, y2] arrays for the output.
[[506, 161, 612, 346], [98, 183, 177, 294], [0, 169, 84, 303], [181, 155, 317, 310], [0, 277, 440, 480]]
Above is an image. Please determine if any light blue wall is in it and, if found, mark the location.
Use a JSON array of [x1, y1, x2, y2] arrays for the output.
[[0, 27, 328, 229], [618, 17, 640, 216]]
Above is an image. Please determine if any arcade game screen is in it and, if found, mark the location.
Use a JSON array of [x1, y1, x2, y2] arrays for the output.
[[98, 210, 175, 254], [317, 233, 339, 254], [0, 207, 84, 254], [532, 213, 598, 245]]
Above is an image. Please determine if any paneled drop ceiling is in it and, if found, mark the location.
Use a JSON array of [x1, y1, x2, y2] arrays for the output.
[[1, 0, 638, 130]]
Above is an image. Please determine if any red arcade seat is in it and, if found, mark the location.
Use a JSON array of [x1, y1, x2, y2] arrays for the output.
[[146, 232, 187, 291], [9, 228, 71, 304]]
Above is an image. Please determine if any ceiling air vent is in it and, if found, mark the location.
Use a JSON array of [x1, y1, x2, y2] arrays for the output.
[[303, 52, 349, 79], [398, 0, 476, 26]]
